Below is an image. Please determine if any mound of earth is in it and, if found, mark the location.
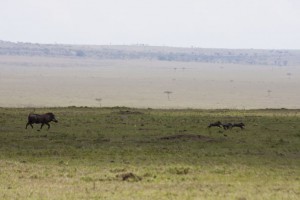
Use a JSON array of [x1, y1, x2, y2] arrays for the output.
[[160, 134, 215, 142], [117, 110, 144, 115], [116, 172, 142, 182]]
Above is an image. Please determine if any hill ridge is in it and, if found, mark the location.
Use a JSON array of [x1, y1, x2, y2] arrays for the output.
[[1, 40, 300, 66]]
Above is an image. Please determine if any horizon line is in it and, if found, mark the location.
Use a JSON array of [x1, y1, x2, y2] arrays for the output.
[[1, 39, 299, 51]]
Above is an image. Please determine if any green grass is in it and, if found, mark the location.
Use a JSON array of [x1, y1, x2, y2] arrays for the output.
[[0, 107, 299, 199]]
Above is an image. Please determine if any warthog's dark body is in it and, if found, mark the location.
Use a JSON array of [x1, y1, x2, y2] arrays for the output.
[[208, 121, 222, 128], [26, 113, 58, 129], [232, 123, 245, 129], [222, 123, 233, 130]]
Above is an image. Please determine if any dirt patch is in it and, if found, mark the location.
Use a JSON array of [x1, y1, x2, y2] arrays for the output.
[[116, 172, 142, 182], [160, 134, 215, 142], [117, 110, 144, 115], [24, 134, 48, 139]]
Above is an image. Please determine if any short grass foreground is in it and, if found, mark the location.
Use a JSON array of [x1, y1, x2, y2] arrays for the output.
[[0, 107, 299, 199]]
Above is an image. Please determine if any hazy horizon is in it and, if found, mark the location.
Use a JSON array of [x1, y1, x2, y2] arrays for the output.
[[2, 39, 300, 51], [1, 0, 300, 49]]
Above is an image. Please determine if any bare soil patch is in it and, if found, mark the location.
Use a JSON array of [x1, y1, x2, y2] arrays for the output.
[[117, 110, 144, 115], [116, 172, 142, 182], [160, 134, 215, 142]]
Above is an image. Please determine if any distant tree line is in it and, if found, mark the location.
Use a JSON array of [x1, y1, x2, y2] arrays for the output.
[[0, 40, 299, 66]]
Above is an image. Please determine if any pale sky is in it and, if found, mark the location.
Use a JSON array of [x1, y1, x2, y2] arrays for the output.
[[1, 0, 300, 49]]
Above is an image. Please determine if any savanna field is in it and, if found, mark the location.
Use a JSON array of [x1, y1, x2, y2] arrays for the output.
[[0, 107, 299, 199]]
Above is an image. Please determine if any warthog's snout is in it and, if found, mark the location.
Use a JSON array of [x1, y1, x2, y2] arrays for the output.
[[53, 119, 58, 123]]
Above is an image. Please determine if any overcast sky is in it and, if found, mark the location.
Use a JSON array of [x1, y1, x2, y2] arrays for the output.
[[1, 0, 300, 49]]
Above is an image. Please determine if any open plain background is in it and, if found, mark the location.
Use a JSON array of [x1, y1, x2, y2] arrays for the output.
[[1, 55, 300, 109]]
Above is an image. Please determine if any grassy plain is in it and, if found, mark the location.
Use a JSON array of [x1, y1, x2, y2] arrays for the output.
[[0, 107, 299, 199]]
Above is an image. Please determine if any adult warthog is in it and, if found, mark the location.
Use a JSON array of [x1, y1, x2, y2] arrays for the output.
[[25, 113, 58, 130]]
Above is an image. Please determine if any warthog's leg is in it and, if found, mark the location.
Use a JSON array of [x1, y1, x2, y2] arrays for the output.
[[40, 123, 45, 129], [26, 123, 33, 129], [46, 123, 50, 129]]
